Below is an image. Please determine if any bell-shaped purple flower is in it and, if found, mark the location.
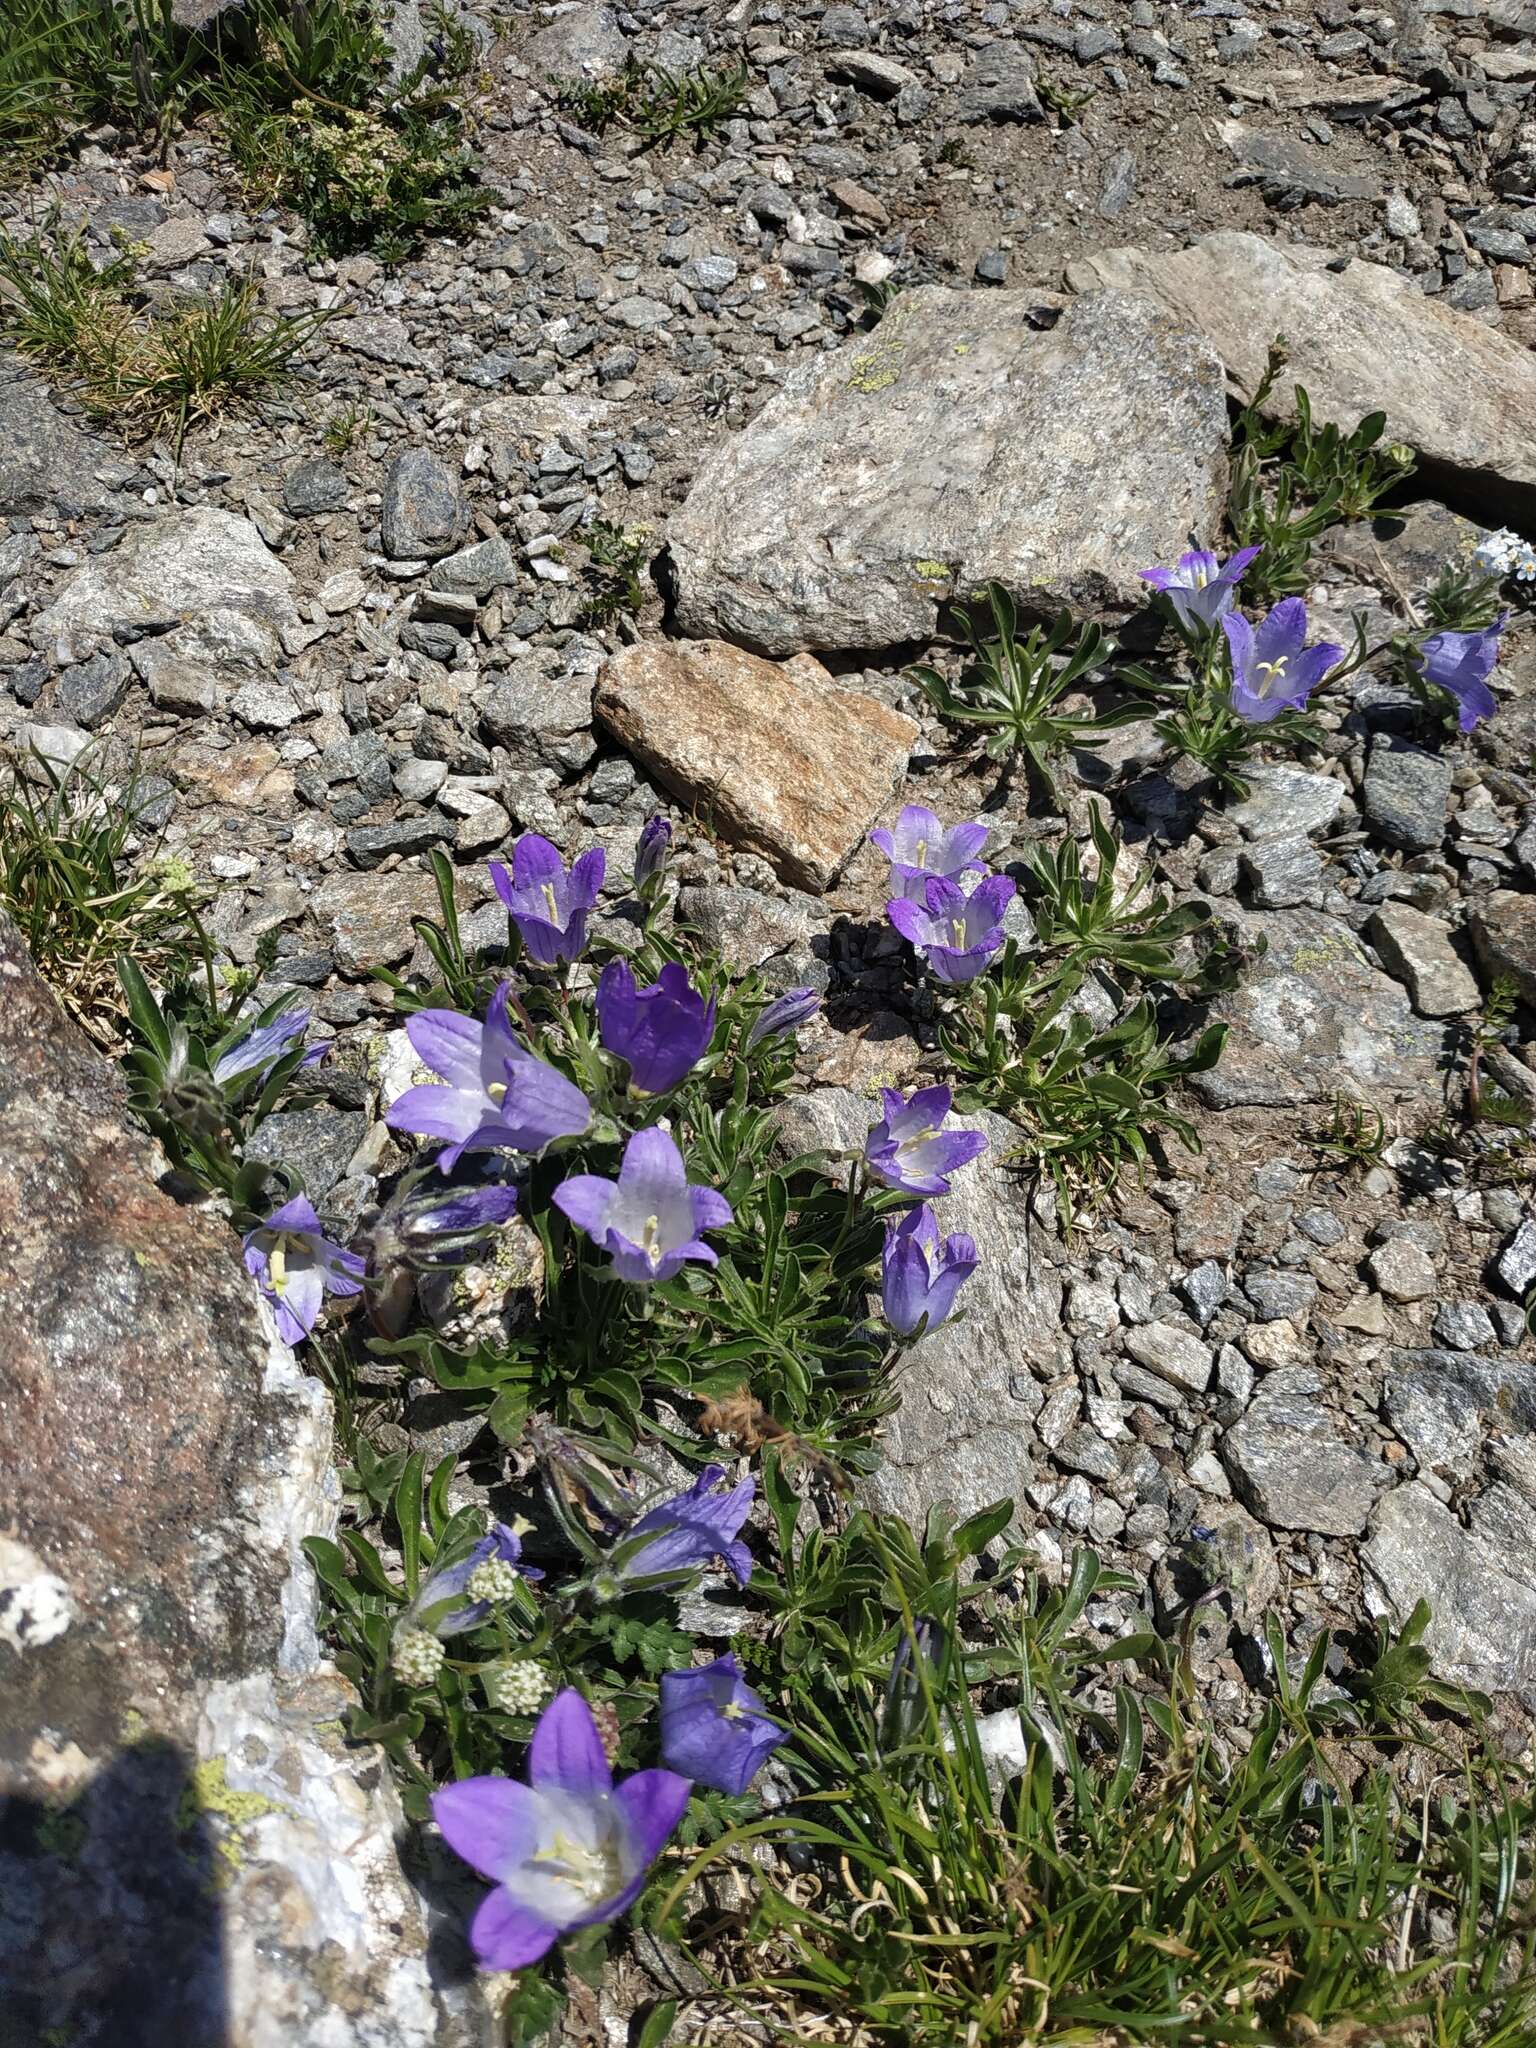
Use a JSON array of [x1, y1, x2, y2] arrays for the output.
[[385, 984, 592, 1172], [1140, 545, 1260, 633], [610, 1464, 755, 1588], [871, 803, 990, 903], [243, 1193, 365, 1345], [213, 1006, 325, 1089], [394, 1179, 521, 1266], [633, 815, 672, 898], [432, 1688, 692, 1970], [553, 1126, 732, 1286], [596, 960, 715, 1095], [659, 1654, 787, 1794], [865, 1084, 987, 1198], [490, 834, 606, 966], [745, 985, 821, 1051], [1221, 599, 1343, 725], [406, 1521, 542, 1639], [1414, 615, 1506, 733], [881, 1203, 978, 1338], [886, 873, 1015, 985]]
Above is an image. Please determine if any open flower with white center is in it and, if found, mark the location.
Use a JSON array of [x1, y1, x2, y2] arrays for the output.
[[489, 833, 605, 965], [433, 1688, 691, 1969], [385, 983, 592, 1172], [1221, 598, 1343, 725], [242, 1194, 365, 1345], [552, 1126, 732, 1285], [1139, 545, 1260, 633]]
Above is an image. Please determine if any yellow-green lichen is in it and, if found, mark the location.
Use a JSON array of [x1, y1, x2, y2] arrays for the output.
[[912, 559, 951, 581], [178, 1757, 290, 1891], [36, 1809, 87, 1863]]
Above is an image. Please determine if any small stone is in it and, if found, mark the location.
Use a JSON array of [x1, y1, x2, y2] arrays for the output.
[[1124, 1319, 1214, 1394], [230, 679, 303, 731], [1432, 1302, 1497, 1351], [1296, 1206, 1344, 1247], [1228, 762, 1347, 842], [282, 457, 350, 516], [1240, 832, 1323, 908], [1495, 1216, 1536, 1296], [380, 448, 465, 562], [595, 640, 915, 893], [1220, 1368, 1390, 1535], [345, 819, 450, 870], [1362, 738, 1452, 854], [1367, 904, 1480, 1017], [1366, 1237, 1438, 1303], [1180, 1260, 1228, 1326], [54, 650, 129, 729], [1243, 1269, 1317, 1323], [1469, 890, 1536, 1007]]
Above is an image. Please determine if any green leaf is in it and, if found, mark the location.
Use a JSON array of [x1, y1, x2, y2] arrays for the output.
[[633, 2000, 678, 2048], [394, 1451, 427, 1595]]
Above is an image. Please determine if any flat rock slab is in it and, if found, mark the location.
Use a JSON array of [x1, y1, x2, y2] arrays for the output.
[[0, 912, 476, 2045], [668, 286, 1230, 655], [1220, 1367, 1392, 1536], [773, 1091, 1068, 1527], [1365, 1481, 1536, 1697], [1470, 890, 1536, 1006], [33, 506, 300, 667], [596, 638, 917, 891], [0, 366, 113, 515], [1069, 231, 1536, 523], [1194, 905, 1446, 1109]]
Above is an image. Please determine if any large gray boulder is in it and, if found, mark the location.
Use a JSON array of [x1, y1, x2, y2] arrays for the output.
[[668, 286, 1230, 656], [0, 912, 484, 2048], [1069, 231, 1536, 523]]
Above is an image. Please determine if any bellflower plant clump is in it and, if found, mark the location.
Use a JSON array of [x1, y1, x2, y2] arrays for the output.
[[596, 959, 715, 1095], [659, 1652, 787, 1793], [243, 1193, 365, 1344], [871, 803, 990, 902], [1413, 615, 1507, 732], [887, 872, 1016, 985], [386, 983, 592, 1170], [1222, 598, 1344, 725], [1140, 545, 1260, 634], [554, 1126, 732, 1284], [881, 1203, 979, 1338], [865, 1085, 987, 1198], [491, 833, 606, 965], [433, 1688, 692, 1969]]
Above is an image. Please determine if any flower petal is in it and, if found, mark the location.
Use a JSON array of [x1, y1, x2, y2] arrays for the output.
[[385, 1082, 485, 1147], [528, 1688, 613, 1800], [612, 1768, 693, 1870], [469, 1887, 560, 1970], [405, 1009, 483, 1092], [552, 1172, 618, 1239], [433, 1776, 543, 1882]]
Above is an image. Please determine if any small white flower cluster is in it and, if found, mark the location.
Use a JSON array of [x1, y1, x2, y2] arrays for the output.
[[490, 1661, 553, 1714], [1471, 527, 1536, 581], [465, 1557, 522, 1605], [391, 1627, 446, 1688]]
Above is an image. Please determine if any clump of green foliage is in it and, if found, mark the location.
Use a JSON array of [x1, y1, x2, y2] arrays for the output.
[[1312, 1090, 1391, 1171], [0, 216, 332, 442], [547, 57, 747, 145], [661, 1501, 1534, 2048], [579, 517, 655, 627], [0, 747, 206, 1050], [910, 582, 1143, 802], [1230, 339, 1417, 603]]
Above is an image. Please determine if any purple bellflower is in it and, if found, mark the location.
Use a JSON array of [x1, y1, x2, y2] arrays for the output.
[[553, 1126, 732, 1285], [432, 1688, 692, 1971], [745, 985, 821, 1052], [871, 803, 990, 902], [386, 984, 592, 1172], [608, 1464, 755, 1589], [243, 1193, 365, 1345], [865, 1084, 987, 1198], [886, 872, 1015, 985], [490, 834, 606, 966], [406, 1522, 541, 1639], [1414, 615, 1507, 733], [1221, 599, 1343, 725], [596, 960, 715, 1095], [659, 1653, 787, 1794], [394, 1180, 521, 1263], [633, 815, 672, 898], [213, 1006, 325, 1088], [1140, 545, 1260, 633], [881, 1203, 979, 1338]]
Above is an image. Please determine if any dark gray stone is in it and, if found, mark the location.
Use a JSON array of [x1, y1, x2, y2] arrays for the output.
[[1362, 737, 1452, 853], [0, 369, 109, 515], [282, 457, 351, 516], [1220, 1368, 1392, 1534], [244, 1105, 366, 1200], [54, 651, 130, 730], [380, 448, 465, 562]]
